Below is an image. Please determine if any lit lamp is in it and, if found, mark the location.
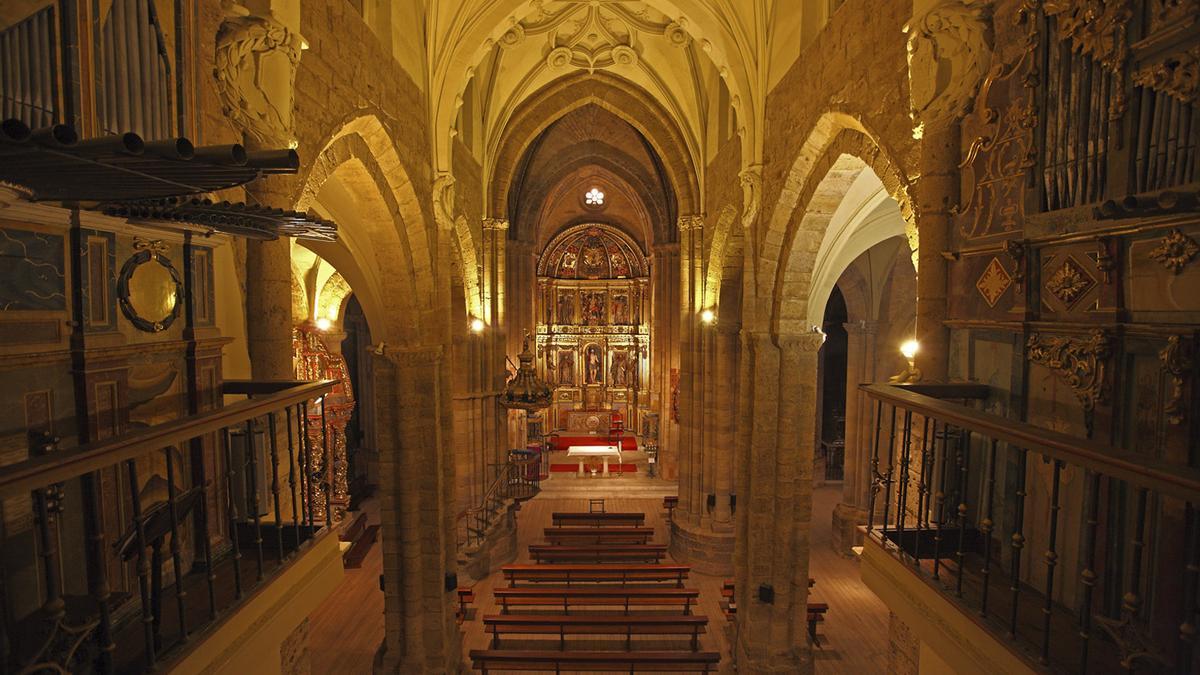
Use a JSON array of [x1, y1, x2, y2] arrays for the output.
[[499, 331, 553, 412], [699, 308, 715, 325], [889, 339, 922, 383], [469, 317, 486, 334], [315, 317, 332, 331]]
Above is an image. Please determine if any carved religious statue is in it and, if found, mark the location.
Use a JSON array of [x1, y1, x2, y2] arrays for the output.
[[558, 350, 575, 385], [610, 350, 629, 387], [611, 293, 630, 324], [585, 345, 603, 384], [557, 291, 574, 324], [582, 291, 606, 325]]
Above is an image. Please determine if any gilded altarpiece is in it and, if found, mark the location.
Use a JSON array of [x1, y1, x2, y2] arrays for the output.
[[533, 224, 650, 432]]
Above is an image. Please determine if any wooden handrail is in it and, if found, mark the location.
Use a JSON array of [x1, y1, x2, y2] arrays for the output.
[[861, 383, 1200, 501], [0, 379, 337, 499]]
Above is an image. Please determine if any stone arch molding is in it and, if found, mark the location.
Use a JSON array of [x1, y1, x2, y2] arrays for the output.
[[759, 114, 916, 338], [294, 113, 438, 345]]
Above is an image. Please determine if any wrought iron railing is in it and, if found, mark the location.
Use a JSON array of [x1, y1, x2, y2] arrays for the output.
[[457, 452, 541, 550], [862, 382, 1200, 673], [0, 379, 337, 674]]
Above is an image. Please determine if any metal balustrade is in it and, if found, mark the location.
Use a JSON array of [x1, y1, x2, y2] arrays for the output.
[[862, 383, 1200, 674], [0, 379, 336, 674]]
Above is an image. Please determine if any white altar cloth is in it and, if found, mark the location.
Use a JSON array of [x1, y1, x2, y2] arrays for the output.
[[566, 445, 622, 477]]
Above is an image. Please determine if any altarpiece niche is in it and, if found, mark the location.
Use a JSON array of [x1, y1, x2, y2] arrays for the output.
[[535, 224, 649, 432]]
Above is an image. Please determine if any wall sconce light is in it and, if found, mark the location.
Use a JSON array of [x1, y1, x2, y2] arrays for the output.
[[889, 339, 922, 383], [699, 308, 715, 325], [469, 317, 486, 334], [315, 317, 332, 331]]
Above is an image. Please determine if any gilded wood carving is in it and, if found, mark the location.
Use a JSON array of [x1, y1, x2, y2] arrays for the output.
[[1026, 329, 1112, 434]]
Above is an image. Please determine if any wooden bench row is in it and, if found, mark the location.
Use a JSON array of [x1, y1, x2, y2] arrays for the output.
[[551, 511, 646, 527], [469, 649, 719, 673], [494, 587, 700, 615], [543, 527, 654, 545], [483, 613, 708, 651], [720, 580, 827, 646], [529, 544, 668, 564], [504, 563, 688, 587]]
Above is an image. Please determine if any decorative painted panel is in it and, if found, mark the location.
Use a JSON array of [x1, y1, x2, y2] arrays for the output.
[[0, 226, 66, 311]]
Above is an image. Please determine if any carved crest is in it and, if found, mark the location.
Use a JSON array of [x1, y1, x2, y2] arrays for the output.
[[213, 7, 305, 146], [1045, 256, 1096, 308], [905, 0, 994, 129]]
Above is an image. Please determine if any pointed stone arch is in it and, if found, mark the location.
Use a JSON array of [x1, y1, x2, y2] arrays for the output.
[[759, 117, 916, 337], [294, 113, 439, 344]]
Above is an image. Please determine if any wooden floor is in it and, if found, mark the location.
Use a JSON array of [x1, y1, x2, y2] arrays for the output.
[[305, 485, 889, 673]]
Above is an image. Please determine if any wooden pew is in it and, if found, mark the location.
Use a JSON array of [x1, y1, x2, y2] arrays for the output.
[[483, 614, 708, 651], [456, 586, 475, 623], [721, 580, 824, 643], [543, 526, 654, 545], [469, 649, 720, 673], [551, 511, 646, 527], [502, 564, 688, 587], [529, 544, 668, 564], [493, 587, 700, 615]]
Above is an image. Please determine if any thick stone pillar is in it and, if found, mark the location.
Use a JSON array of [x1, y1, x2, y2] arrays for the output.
[[651, 244, 680, 478], [735, 331, 824, 674], [376, 345, 460, 673], [832, 320, 878, 554], [675, 215, 704, 523], [711, 325, 737, 529], [245, 237, 294, 380], [482, 218, 509, 463], [913, 123, 957, 382]]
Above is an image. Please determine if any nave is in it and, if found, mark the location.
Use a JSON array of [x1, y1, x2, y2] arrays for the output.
[[307, 485, 889, 673]]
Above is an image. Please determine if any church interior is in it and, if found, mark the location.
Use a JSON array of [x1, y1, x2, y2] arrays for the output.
[[0, 0, 1198, 673]]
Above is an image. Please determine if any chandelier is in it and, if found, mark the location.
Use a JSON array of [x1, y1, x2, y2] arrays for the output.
[[500, 330, 553, 412]]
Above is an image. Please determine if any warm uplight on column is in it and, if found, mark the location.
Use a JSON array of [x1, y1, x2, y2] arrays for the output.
[[470, 317, 486, 333], [890, 339, 922, 383], [699, 308, 715, 325]]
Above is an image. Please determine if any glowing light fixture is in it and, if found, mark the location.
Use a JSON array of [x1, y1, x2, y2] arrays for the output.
[[699, 308, 716, 324], [584, 187, 605, 206], [469, 317, 486, 333], [889, 339, 922, 383], [315, 317, 332, 331]]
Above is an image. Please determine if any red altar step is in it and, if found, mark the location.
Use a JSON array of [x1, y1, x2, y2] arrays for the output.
[[550, 463, 638, 473]]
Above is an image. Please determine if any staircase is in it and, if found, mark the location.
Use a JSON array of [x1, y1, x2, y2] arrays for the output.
[[456, 452, 541, 579]]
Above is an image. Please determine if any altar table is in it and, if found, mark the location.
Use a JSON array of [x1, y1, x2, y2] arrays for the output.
[[566, 445, 622, 477]]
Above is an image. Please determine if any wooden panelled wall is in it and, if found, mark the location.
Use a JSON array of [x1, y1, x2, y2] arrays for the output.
[[945, 0, 1199, 659]]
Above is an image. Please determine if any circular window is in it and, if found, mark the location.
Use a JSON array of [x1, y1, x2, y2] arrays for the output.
[[583, 187, 605, 208]]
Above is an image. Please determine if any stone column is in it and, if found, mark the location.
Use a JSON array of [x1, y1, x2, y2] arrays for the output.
[[650, 244, 680, 478], [376, 345, 460, 673], [245, 235, 294, 379], [711, 324, 737, 529], [675, 215, 704, 523], [914, 123, 956, 383], [832, 320, 877, 554], [482, 218, 509, 464], [735, 331, 824, 674]]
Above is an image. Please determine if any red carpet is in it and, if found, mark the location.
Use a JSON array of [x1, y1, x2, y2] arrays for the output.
[[550, 463, 638, 473], [548, 434, 638, 452]]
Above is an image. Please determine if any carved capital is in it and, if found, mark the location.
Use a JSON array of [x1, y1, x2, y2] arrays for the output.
[[214, 7, 305, 146], [482, 218, 510, 232], [778, 330, 827, 355], [738, 164, 762, 230], [905, 0, 994, 129], [676, 215, 704, 233]]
